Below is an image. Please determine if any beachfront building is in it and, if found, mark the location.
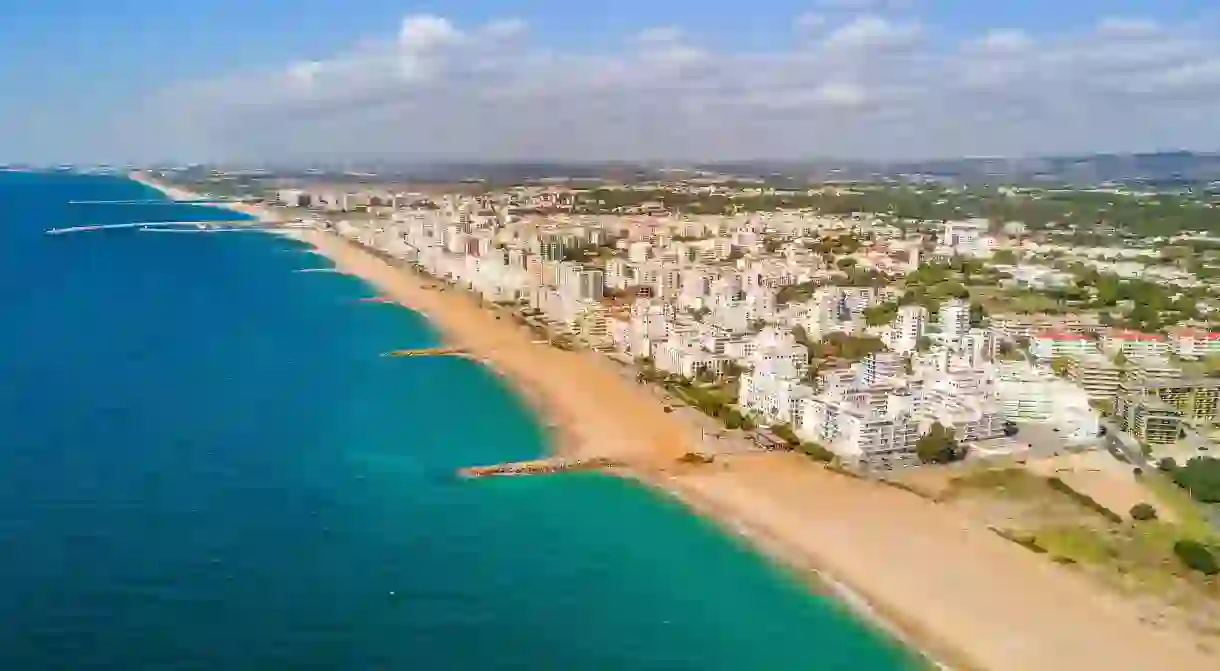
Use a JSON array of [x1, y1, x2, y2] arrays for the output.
[[738, 358, 815, 427], [994, 363, 1100, 443], [653, 337, 732, 379]]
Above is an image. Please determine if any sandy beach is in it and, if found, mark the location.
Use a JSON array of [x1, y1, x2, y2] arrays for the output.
[[133, 173, 1218, 670]]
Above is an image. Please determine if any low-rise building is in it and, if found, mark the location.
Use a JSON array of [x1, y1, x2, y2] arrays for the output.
[[1113, 396, 1183, 445], [1167, 327, 1220, 360], [1067, 354, 1123, 400], [1102, 330, 1169, 359], [1030, 330, 1097, 361]]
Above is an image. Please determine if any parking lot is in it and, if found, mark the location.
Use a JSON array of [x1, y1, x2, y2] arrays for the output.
[[966, 422, 1101, 462]]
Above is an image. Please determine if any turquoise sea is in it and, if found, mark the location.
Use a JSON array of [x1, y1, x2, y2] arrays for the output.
[[0, 171, 918, 670]]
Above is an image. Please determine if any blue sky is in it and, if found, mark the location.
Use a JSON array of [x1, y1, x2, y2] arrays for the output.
[[3, 0, 1219, 163]]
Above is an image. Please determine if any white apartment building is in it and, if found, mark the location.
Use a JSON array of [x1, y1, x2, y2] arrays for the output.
[[887, 305, 928, 354], [1101, 330, 1169, 359], [938, 299, 970, 344], [862, 352, 905, 385], [747, 327, 809, 375], [1167, 328, 1220, 360], [995, 363, 1100, 443], [654, 338, 732, 379], [798, 392, 922, 467], [1067, 354, 1123, 400], [738, 358, 813, 426], [1030, 331, 1098, 360]]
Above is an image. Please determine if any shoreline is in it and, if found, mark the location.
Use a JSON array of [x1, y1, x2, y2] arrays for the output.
[[129, 172, 1219, 671]]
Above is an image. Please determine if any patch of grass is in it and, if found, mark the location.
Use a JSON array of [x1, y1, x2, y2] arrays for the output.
[[1035, 525, 1119, 565], [946, 467, 1046, 499], [1141, 471, 1220, 544]]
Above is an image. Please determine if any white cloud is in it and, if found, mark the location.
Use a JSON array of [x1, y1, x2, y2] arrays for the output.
[[147, 12, 1220, 162], [824, 15, 921, 50], [634, 26, 684, 44], [398, 15, 462, 51], [967, 29, 1032, 54], [481, 18, 527, 40]]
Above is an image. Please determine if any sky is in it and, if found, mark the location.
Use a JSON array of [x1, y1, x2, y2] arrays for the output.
[[3, 0, 1220, 164]]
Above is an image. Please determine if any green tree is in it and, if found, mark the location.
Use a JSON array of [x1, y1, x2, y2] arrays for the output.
[[992, 249, 1018, 265], [1050, 357, 1072, 377], [916, 422, 963, 464], [916, 336, 933, 352], [969, 301, 986, 327], [792, 324, 811, 347]]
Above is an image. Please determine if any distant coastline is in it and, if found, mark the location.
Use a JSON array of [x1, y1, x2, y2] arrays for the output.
[[127, 171, 1219, 671]]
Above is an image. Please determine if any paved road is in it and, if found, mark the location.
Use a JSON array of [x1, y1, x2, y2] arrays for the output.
[[1101, 420, 1151, 471]]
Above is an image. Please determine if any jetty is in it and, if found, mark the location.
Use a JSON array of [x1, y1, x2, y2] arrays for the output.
[[381, 347, 468, 358], [67, 198, 252, 205], [458, 456, 622, 478], [44, 221, 266, 236]]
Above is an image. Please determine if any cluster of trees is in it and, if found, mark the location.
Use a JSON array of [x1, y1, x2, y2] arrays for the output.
[[771, 424, 836, 462], [776, 281, 821, 305], [915, 422, 968, 464], [805, 233, 864, 256], [1061, 268, 1201, 331], [567, 183, 1219, 233], [899, 262, 982, 314], [805, 332, 887, 362], [1161, 456, 1220, 503]]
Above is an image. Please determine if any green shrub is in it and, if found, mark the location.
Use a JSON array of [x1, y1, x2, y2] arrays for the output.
[[1129, 502, 1158, 521], [1173, 539, 1220, 576], [800, 442, 835, 462]]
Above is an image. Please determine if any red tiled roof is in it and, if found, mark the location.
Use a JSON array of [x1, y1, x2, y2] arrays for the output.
[[1168, 328, 1220, 341], [1106, 329, 1165, 341], [1034, 330, 1089, 341]]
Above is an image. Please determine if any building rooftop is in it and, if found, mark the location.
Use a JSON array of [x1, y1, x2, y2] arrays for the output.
[[1034, 330, 1089, 341], [1106, 329, 1165, 341]]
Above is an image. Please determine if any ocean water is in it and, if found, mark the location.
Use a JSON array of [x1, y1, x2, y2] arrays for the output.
[[0, 172, 918, 670]]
